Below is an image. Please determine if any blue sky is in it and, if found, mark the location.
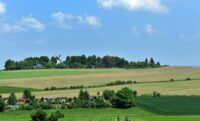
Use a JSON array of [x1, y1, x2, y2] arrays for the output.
[[0, 0, 200, 69]]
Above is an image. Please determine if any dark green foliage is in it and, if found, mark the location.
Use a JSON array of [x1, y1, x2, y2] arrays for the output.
[[153, 91, 161, 97], [186, 77, 191, 80], [127, 57, 161, 69], [0, 95, 5, 112], [112, 87, 136, 108], [79, 90, 89, 101], [94, 97, 109, 108], [4, 55, 161, 70], [31, 110, 47, 121], [106, 80, 134, 86], [44, 80, 134, 92], [8, 92, 17, 105], [31, 110, 64, 121], [40, 102, 56, 109], [23, 89, 32, 100], [5, 59, 16, 70], [103, 90, 115, 101]]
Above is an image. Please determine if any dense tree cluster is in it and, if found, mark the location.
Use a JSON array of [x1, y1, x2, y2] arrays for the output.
[[4, 55, 162, 70], [0, 87, 137, 113], [31, 110, 64, 121]]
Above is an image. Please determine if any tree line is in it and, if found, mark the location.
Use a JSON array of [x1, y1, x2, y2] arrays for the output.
[[4, 55, 162, 70], [0, 87, 137, 113]]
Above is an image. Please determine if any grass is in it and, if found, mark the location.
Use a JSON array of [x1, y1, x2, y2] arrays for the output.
[[2, 78, 200, 98], [136, 96, 200, 115], [1, 67, 200, 121], [0, 86, 40, 93], [1, 96, 200, 121], [0, 67, 200, 90], [0, 69, 117, 80]]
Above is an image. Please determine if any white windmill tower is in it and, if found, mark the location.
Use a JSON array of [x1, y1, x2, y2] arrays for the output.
[[55, 55, 62, 65]]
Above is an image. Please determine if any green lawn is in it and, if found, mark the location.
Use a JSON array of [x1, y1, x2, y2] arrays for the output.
[[0, 69, 117, 80], [0, 86, 40, 93], [0, 96, 200, 121], [0, 108, 200, 121]]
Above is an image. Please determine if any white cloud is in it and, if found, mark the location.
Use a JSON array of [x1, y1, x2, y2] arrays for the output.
[[0, 2, 6, 14], [19, 16, 45, 31], [0, 15, 45, 32], [144, 24, 154, 34], [51, 12, 74, 29], [51, 12, 101, 29], [0, 23, 26, 32], [97, 0, 169, 13], [131, 24, 159, 36], [85, 16, 101, 26]]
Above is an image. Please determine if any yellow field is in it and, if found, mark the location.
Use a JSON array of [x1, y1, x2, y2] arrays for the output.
[[1, 67, 200, 98]]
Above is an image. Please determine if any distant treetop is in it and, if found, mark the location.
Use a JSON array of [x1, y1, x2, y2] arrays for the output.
[[4, 55, 162, 70]]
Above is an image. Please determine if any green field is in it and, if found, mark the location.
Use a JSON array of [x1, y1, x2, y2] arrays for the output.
[[0, 96, 200, 121], [1, 67, 200, 97], [0, 86, 40, 93], [1, 67, 200, 121], [0, 69, 116, 80]]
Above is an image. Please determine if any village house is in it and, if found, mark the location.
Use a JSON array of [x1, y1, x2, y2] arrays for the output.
[[17, 98, 29, 105], [41, 96, 55, 103]]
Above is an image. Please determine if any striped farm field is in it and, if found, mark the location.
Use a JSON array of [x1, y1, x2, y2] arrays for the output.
[[1, 66, 200, 98]]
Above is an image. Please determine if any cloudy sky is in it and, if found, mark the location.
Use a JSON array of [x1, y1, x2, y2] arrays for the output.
[[0, 0, 200, 69]]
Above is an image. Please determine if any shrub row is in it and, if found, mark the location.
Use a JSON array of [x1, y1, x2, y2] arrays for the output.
[[44, 80, 136, 91]]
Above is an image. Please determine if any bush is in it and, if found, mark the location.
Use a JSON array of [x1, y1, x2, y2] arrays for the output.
[[21, 104, 35, 110], [50, 87, 57, 90], [126, 80, 133, 84], [31, 110, 47, 121], [94, 98, 109, 108], [40, 102, 56, 109], [31, 110, 64, 121], [47, 111, 64, 121], [53, 111, 64, 118], [112, 87, 136, 108], [103, 90, 115, 101], [186, 77, 191, 80], [153, 91, 161, 97], [44, 87, 50, 91], [170, 78, 174, 82]]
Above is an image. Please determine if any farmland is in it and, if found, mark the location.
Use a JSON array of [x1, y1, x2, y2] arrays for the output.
[[1, 67, 200, 98], [0, 67, 200, 121]]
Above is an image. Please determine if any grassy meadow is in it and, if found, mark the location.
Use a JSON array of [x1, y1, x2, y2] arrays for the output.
[[1, 96, 200, 121], [1, 67, 200, 98]]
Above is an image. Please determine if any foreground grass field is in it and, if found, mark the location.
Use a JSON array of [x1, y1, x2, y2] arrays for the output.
[[1, 96, 200, 121]]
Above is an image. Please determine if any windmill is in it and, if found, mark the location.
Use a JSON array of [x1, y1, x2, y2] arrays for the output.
[[55, 55, 62, 65]]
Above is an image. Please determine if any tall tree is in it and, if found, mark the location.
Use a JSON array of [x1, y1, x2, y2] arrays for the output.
[[23, 89, 32, 100], [8, 92, 17, 105]]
